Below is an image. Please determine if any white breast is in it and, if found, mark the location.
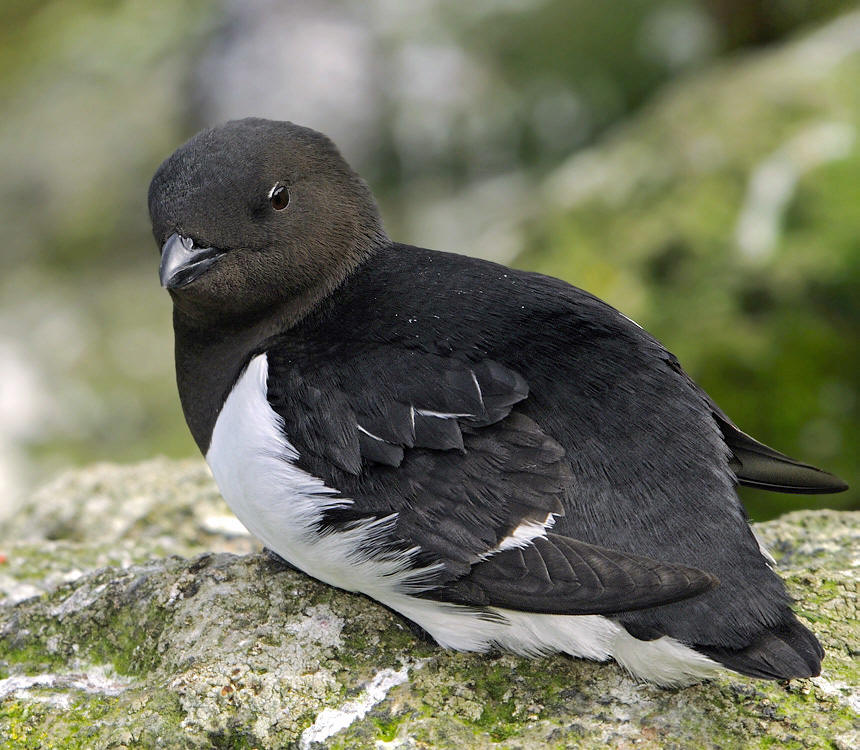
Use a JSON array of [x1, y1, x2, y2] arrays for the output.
[[206, 354, 722, 687], [206, 354, 431, 595]]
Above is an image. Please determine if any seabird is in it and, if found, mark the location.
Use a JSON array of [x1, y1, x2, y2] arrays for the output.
[[148, 118, 847, 686]]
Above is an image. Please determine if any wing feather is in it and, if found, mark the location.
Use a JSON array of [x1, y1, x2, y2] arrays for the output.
[[435, 534, 718, 615], [265, 343, 720, 616]]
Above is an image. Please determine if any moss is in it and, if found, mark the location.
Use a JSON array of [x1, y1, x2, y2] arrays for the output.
[[0, 694, 122, 750], [204, 729, 260, 750], [371, 712, 404, 742], [335, 605, 434, 677], [0, 700, 49, 750], [327, 708, 410, 749], [1, 681, 192, 750], [88, 597, 173, 677], [469, 665, 522, 740], [139, 689, 186, 736], [0, 560, 181, 680], [406, 654, 577, 743], [0, 626, 69, 675]]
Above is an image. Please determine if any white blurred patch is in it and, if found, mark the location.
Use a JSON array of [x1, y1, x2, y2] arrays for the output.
[[198, 0, 380, 163], [735, 122, 855, 261], [403, 172, 532, 262], [0, 339, 51, 516], [639, 4, 717, 71], [0, 340, 46, 443], [0, 579, 43, 606], [532, 84, 592, 153]]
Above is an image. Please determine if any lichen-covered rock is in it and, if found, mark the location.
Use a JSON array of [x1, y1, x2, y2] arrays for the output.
[[4, 458, 252, 552], [0, 460, 857, 749], [0, 459, 253, 608]]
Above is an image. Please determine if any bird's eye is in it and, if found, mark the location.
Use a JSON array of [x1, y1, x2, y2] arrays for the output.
[[269, 184, 290, 211]]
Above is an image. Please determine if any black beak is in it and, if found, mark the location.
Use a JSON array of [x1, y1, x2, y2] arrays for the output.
[[159, 233, 225, 289]]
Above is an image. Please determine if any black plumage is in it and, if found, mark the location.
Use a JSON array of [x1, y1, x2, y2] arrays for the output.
[[149, 118, 848, 684], [259, 247, 828, 657], [436, 534, 718, 614]]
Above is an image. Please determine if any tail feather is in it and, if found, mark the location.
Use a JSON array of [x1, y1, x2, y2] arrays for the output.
[[715, 415, 848, 495], [696, 616, 823, 680]]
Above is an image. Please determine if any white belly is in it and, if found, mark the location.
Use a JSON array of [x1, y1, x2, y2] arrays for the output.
[[205, 354, 722, 686]]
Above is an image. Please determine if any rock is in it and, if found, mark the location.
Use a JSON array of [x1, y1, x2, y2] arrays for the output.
[[3, 458, 252, 553], [0, 460, 857, 748]]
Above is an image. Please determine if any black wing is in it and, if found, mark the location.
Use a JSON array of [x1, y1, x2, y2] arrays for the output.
[[265, 343, 717, 614], [437, 533, 717, 614]]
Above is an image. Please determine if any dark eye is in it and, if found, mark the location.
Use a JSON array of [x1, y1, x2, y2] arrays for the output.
[[269, 184, 290, 211]]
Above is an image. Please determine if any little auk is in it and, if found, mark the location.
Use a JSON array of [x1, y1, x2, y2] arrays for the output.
[[149, 118, 847, 686]]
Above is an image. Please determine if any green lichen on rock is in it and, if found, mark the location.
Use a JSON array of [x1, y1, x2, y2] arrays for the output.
[[0, 460, 857, 748]]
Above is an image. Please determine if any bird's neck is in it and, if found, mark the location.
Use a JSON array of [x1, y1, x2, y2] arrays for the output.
[[172, 243, 383, 454], [172, 308, 273, 451]]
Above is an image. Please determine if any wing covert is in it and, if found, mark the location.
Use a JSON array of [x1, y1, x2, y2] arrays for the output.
[[264, 343, 720, 616]]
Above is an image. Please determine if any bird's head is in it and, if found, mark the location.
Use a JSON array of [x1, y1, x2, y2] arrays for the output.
[[148, 118, 386, 325]]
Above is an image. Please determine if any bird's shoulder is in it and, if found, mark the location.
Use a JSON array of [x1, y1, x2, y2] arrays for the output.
[[291, 242, 661, 364]]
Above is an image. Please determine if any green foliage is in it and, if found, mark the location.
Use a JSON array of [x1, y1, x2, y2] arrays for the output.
[[515, 41, 860, 519]]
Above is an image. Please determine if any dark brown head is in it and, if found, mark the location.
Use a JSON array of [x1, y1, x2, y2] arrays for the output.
[[148, 118, 387, 328]]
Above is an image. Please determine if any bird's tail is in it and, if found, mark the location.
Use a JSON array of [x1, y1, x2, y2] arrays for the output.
[[696, 614, 823, 680], [715, 413, 848, 495]]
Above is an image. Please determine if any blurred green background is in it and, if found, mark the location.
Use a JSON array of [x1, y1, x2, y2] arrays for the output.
[[0, 0, 857, 521]]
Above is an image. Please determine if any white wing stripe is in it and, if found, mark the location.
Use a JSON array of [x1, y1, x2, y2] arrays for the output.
[[478, 513, 557, 560]]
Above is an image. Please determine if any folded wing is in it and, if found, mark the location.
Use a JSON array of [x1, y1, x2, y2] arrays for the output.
[[435, 533, 718, 615], [265, 343, 718, 615]]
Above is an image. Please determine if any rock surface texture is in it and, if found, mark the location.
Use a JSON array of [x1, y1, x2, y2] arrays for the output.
[[0, 459, 857, 748]]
